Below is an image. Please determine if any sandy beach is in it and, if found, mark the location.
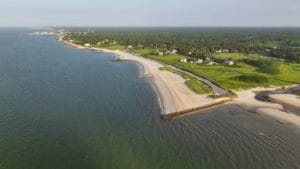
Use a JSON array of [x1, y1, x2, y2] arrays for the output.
[[59, 37, 230, 115], [268, 94, 300, 110], [59, 36, 300, 126], [233, 87, 300, 127]]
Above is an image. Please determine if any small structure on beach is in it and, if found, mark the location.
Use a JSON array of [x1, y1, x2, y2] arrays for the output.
[[180, 58, 187, 63]]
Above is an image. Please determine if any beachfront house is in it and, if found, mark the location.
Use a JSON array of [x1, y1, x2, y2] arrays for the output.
[[84, 43, 91, 47], [180, 58, 187, 63]]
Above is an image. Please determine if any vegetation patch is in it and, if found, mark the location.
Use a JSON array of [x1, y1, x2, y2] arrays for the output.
[[232, 75, 268, 83], [242, 58, 280, 75]]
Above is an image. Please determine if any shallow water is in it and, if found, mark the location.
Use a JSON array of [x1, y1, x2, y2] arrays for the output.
[[0, 29, 299, 169]]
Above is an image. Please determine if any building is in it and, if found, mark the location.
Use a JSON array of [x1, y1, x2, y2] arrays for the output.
[[180, 58, 187, 63], [223, 49, 230, 53], [205, 57, 212, 63], [165, 50, 171, 55], [158, 52, 164, 56], [84, 43, 91, 47], [171, 49, 178, 55], [127, 45, 133, 49], [215, 50, 222, 53], [224, 60, 234, 66], [195, 59, 203, 64], [207, 61, 216, 66]]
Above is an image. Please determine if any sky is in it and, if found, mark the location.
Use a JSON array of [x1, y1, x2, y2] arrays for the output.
[[0, 0, 299, 27]]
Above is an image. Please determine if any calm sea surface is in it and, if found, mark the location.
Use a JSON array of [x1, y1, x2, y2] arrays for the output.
[[0, 29, 299, 169]]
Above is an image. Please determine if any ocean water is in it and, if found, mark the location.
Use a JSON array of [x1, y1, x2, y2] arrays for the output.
[[0, 28, 299, 169]]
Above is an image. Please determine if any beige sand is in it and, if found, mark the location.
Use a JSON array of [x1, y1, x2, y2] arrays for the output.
[[268, 94, 300, 110], [59, 38, 229, 115], [233, 88, 300, 127]]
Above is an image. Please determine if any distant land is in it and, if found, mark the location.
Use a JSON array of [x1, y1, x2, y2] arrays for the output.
[[30, 27, 300, 126]]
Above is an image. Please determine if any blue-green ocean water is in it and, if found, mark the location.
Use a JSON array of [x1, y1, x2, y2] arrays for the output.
[[0, 28, 299, 169]]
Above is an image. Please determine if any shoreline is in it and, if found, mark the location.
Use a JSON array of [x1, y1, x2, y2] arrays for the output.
[[58, 36, 231, 116], [233, 86, 300, 127], [57, 34, 300, 127]]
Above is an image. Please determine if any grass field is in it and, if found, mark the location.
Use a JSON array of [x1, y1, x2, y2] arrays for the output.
[[132, 48, 300, 90]]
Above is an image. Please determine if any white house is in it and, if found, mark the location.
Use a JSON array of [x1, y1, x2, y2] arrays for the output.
[[127, 45, 133, 49], [165, 50, 171, 55], [207, 61, 216, 66], [196, 59, 203, 64], [205, 57, 212, 63], [215, 50, 222, 53], [158, 52, 164, 56], [171, 49, 178, 55], [223, 49, 230, 53], [180, 58, 187, 63], [224, 60, 234, 66], [84, 43, 91, 47]]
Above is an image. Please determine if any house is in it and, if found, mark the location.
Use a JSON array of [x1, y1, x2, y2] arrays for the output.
[[188, 51, 193, 55], [195, 59, 203, 64], [84, 43, 91, 47], [111, 41, 118, 45], [127, 45, 133, 49], [165, 50, 172, 55], [171, 49, 178, 55], [97, 41, 104, 45], [207, 61, 216, 66], [215, 50, 222, 53], [265, 49, 272, 52], [158, 52, 164, 56], [205, 57, 212, 63], [223, 49, 230, 53], [224, 60, 234, 66], [180, 58, 187, 63]]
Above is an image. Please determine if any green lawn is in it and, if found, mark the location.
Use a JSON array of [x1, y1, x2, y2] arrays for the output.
[[132, 49, 300, 90]]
